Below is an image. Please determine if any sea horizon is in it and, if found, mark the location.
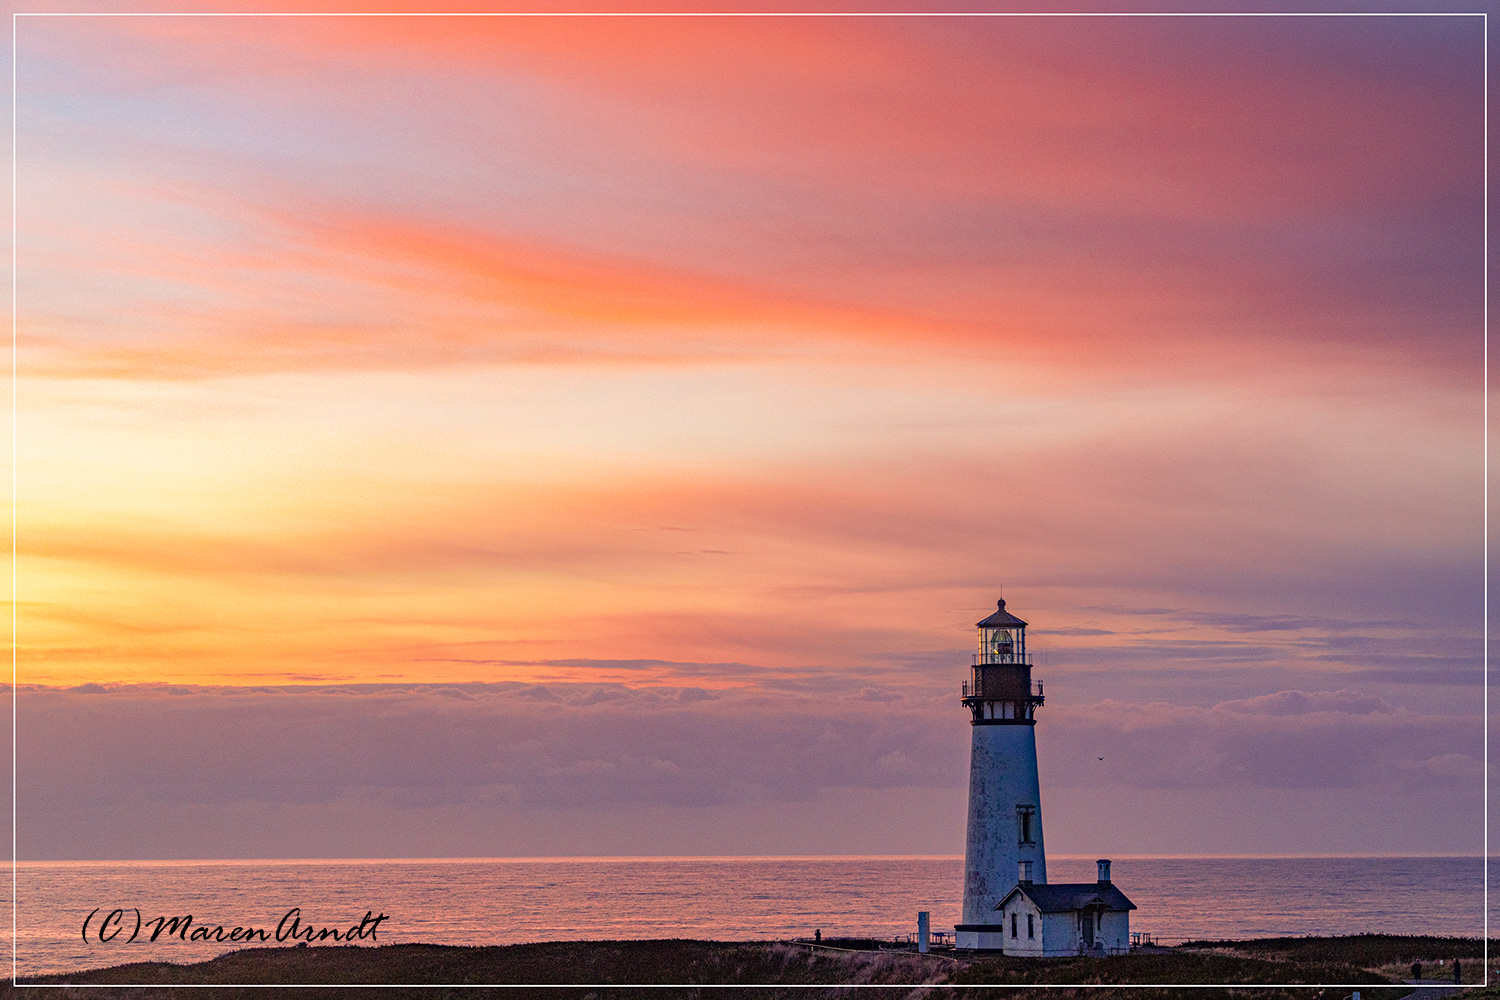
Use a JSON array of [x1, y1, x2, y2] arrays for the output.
[[14, 851, 1489, 865]]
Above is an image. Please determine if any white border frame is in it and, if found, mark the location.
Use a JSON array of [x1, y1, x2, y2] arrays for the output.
[[8, 9, 1488, 995]]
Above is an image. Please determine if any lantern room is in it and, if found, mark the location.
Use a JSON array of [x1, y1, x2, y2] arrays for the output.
[[963, 599, 1043, 725], [978, 599, 1028, 664]]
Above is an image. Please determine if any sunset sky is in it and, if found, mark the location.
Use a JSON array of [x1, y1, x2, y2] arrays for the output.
[[11, 9, 1487, 859]]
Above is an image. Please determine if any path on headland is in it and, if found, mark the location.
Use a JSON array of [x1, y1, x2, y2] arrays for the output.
[[1400, 979, 1464, 1000]]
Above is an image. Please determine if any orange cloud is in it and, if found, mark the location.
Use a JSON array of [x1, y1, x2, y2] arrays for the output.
[[20, 381, 1478, 689]]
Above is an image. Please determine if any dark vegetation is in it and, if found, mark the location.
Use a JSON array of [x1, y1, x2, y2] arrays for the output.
[[1177, 936, 1491, 967], [5, 935, 1487, 999]]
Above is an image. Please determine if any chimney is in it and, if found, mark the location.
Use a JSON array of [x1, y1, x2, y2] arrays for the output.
[[1019, 860, 1033, 885], [1097, 859, 1111, 884]]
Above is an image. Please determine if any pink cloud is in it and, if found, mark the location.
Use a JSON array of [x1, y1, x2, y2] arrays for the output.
[[19, 16, 1480, 380]]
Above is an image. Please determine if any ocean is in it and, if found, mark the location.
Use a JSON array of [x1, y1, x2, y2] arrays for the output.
[[10, 855, 1486, 979]]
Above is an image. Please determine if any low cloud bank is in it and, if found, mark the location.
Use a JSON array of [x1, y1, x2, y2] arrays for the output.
[[17, 681, 1481, 817], [1039, 690, 1480, 792], [17, 682, 961, 814]]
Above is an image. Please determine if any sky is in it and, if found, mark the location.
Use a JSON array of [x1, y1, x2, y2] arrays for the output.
[[9, 8, 1488, 860]]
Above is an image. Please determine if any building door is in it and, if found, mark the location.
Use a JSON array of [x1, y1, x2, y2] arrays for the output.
[[1080, 910, 1095, 947]]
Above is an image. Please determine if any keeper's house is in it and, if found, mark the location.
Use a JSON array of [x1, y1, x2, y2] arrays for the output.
[[995, 859, 1136, 957]]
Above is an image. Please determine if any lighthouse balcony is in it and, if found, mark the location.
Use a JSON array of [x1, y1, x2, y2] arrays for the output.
[[960, 671, 1044, 704], [972, 651, 1032, 666], [963, 674, 1044, 701]]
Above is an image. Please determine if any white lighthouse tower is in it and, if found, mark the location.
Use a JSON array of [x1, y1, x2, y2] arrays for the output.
[[955, 599, 1046, 950]]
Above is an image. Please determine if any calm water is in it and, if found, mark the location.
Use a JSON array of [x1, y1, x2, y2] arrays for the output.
[[8, 855, 1486, 978]]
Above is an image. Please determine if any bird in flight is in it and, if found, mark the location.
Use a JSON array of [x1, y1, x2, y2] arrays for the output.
[[1096, 757, 1105, 761]]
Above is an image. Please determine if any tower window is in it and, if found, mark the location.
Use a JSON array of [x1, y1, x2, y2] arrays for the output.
[[1017, 806, 1036, 845], [1027, 913, 1034, 939], [1010, 913, 1017, 938]]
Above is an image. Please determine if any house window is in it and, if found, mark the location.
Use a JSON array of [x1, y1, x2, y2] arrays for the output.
[[1017, 806, 1036, 845], [1027, 913, 1034, 939], [1010, 913, 1017, 938]]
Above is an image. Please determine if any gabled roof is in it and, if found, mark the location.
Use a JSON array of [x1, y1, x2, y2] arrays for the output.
[[996, 882, 1137, 913], [977, 600, 1028, 629]]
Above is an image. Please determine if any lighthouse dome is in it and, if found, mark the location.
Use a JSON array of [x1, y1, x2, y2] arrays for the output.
[[976, 600, 1028, 629]]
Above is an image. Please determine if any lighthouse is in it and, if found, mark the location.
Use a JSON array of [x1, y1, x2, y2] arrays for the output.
[[954, 599, 1046, 950]]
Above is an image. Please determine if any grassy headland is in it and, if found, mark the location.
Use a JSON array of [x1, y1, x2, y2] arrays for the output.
[[1177, 936, 1491, 989], [8, 935, 1488, 999]]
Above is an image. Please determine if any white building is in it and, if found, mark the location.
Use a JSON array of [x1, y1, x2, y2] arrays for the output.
[[995, 859, 1136, 957]]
